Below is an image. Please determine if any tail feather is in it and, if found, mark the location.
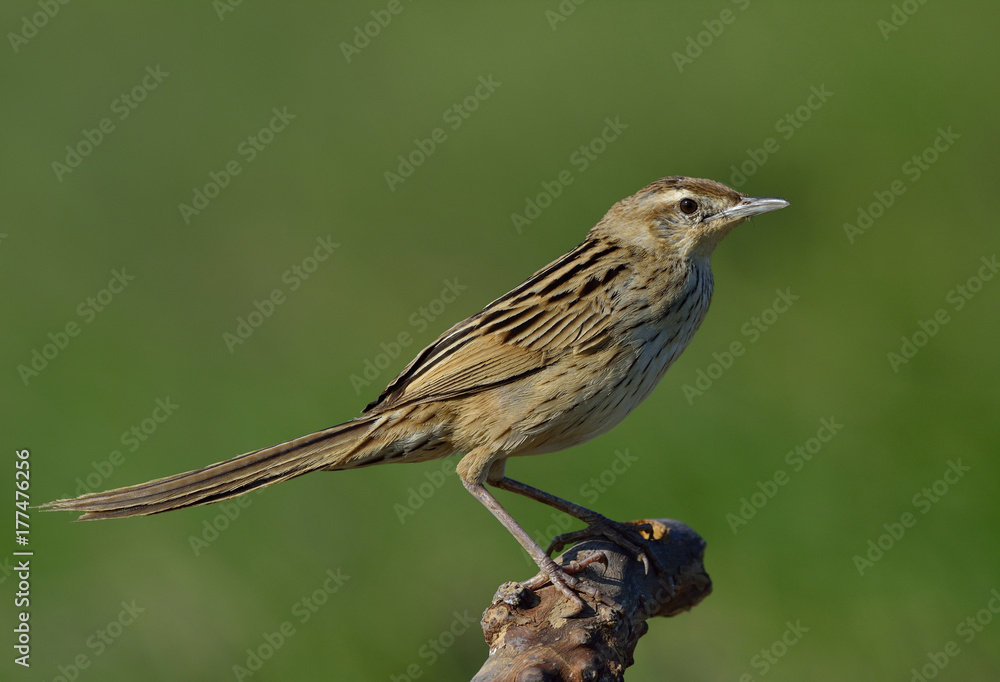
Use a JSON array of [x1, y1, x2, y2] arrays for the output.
[[41, 417, 376, 521]]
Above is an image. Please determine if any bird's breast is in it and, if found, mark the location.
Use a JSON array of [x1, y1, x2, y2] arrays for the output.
[[509, 272, 713, 457]]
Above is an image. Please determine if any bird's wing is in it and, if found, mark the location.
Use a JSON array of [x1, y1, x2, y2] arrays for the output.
[[364, 239, 628, 412]]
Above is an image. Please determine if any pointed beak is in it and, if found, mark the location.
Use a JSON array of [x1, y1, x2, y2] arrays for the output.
[[715, 196, 790, 223]]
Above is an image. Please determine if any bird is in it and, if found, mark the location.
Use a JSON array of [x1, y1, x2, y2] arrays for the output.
[[43, 175, 788, 612]]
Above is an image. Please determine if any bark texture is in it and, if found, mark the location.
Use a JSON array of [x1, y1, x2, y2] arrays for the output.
[[472, 519, 712, 681]]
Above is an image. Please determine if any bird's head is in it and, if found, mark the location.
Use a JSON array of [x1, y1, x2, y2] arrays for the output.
[[595, 176, 789, 261]]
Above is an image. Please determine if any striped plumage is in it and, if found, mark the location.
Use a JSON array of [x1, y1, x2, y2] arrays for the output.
[[43, 176, 788, 609]]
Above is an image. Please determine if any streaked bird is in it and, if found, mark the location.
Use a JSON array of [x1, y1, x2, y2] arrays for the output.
[[43, 176, 789, 611]]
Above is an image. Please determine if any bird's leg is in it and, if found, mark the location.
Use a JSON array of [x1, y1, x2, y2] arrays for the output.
[[519, 551, 608, 591], [461, 479, 613, 615], [493, 477, 668, 579]]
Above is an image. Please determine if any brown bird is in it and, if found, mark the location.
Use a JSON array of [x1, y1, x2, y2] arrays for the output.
[[43, 176, 788, 611]]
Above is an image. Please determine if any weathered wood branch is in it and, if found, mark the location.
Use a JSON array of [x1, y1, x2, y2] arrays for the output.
[[472, 519, 711, 682]]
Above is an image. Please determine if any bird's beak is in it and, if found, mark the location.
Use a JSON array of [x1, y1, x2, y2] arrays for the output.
[[715, 196, 790, 222]]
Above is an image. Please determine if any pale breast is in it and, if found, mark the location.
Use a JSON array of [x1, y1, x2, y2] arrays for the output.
[[508, 261, 714, 456]]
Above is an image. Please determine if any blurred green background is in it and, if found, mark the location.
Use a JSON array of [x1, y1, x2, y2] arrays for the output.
[[3, 1, 998, 680]]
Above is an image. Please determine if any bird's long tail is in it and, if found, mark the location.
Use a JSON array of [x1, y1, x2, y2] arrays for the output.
[[41, 416, 382, 521]]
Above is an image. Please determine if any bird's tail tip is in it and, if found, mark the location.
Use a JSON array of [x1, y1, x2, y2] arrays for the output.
[[40, 418, 375, 521]]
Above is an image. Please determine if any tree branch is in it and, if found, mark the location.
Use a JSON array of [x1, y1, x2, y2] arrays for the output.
[[472, 519, 711, 682]]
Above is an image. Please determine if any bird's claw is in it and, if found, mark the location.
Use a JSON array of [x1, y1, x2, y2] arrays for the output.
[[547, 516, 668, 581], [521, 551, 618, 615]]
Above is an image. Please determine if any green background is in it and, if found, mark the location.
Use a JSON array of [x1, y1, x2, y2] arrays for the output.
[[3, 1, 998, 680]]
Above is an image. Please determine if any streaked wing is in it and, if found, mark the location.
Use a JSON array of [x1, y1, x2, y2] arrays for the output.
[[364, 238, 628, 412]]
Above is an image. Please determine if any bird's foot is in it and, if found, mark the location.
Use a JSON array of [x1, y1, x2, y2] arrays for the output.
[[547, 516, 670, 581], [520, 551, 615, 616]]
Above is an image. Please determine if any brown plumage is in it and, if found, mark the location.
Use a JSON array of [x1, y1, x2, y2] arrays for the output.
[[42, 176, 788, 610]]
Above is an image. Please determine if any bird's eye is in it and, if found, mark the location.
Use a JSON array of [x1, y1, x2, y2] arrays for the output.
[[679, 198, 698, 214]]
